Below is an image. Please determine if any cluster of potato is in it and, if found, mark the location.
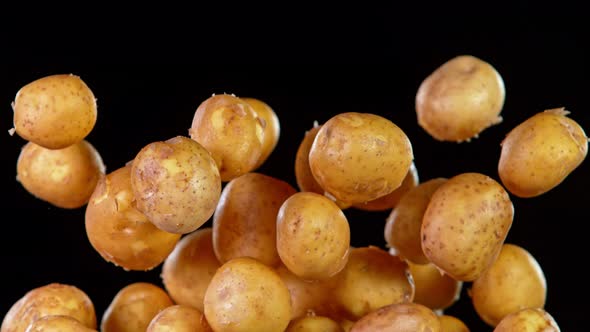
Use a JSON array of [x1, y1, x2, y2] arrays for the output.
[[5, 54, 587, 331]]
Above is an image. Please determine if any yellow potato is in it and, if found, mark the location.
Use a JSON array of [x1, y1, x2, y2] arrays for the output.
[[1, 283, 96, 332], [85, 165, 181, 271], [350, 303, 441, 332], [16, 140, 105, 209], [439, 315, 470, 332], [277, 192, 350, 280], [471, 244, 546, 326], [101, 283, 173, 332], [213, 172, 297, 266], [189, 94, 264, 181], [146, 305, 212, 332], [242, 97, 280, 169], [498, 108, 588, 197], [384, 178, 447, 264], [295, 124, 324, 194], [161, 228, 220, 312], [12, 74, 97, 149], [24, 316, 97, 332], [416, 55, 505, 142], [408, 262, 462, 310], [204, 257, 292, 332], [309, 112, 413, 204], [339, 319, 355, 332], [286, 316, 344, 332], [130, 136, 221, 234], [421, 172, 514, 281], [493, 308, 560, 332]]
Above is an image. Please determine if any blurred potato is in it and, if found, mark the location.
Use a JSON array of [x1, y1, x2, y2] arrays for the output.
[[295, 124, 324, 194], [146, 305, 212, 332], [408, 262, 462, 310], [286, 316, 344, 332], [493, 308, 560, 332], [439, 315, 470, 332], [242, 97, 280, 169], [350, 303, 441, 332]]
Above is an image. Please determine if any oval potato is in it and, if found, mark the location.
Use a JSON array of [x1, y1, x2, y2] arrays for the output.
[[350, 303, 441, 332], [494, 308, 560, 332], [146, 305, 212, 332]]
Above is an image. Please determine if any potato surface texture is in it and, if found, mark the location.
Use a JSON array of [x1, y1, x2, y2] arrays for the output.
[[24, 315, 97, 332], [242, 97, 280, 169], [353, 162, 418, 211], [350, 303, 441, 332], [493, 308, 560, 332], [286, 316, 344, 332], [146, 305, 212, 332]]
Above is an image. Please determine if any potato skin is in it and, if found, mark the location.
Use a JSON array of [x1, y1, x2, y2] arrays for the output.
[[286, 316, 344, 332], [471, 244, 547, 327], [493, 308, 560, 332], [146, 305, 212, 332], [416, 55, 505, 142], [17, 140, 105, 209], [354, 162, 419, 211], [295, 124, 324, 194], [350, 303, 441, 332], [24, 315, 97, 332], [131, 136, 221, 234], [309, 112, 413, 204], [421, 172, 513, 281], [1, 283, 97, 332], [408, 262, 462, 310], [12, 74, 97, 149], [439, 315, 470, 332], [498, 108, 588, 198], [242, 97, 280, 169]]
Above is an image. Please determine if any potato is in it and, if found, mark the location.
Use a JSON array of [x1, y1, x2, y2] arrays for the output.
[[130, 136, 221, 234], [286, 316, 344, 332], [101, 282, 173, 332], [309, 112, 413, 204], [213, 172, 296, 266], [471, 244, 547, 326], [295, 124, 324, 194], [421, 172, 514, 281], [16, 140, 105, 209], [333, 246, 414, 320], [353, 162, 419, 211], [498, 108, 588, 198], [24, 316, 97, 332], [384, 178, 447, 264], [242, 97, 280, 169], [415, 55, 505, 142], [494, 308, 560, 332], [161, 228, 220, 312], [277, 192, 350, 280], [189, 94, 264, 181], [439, 315, 470, 332], [204, 257, 292, 332], [339, 319, 355, 332], [146, 305, 212, 332], [1, 283, 96, 332], [85, 165, 181, 271], [350, 303, 441, 332], [12, 74, 97, 149], [408, 262, 462, 310]]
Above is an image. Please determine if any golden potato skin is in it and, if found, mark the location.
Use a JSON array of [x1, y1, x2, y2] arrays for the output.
[[384, 178, 447, 264], [213, 172, 297, 266], [494, 308, 560, 332], [421, 172, 514, 281], [277, 192, 350, 280], [1, 283, 97, 332], [131, 136, 221, 234], [24, 315, 97, 332], [439, 315, 470, 332], [286, 316, 344, 332], [85, 165, 180, 271], [12, 74, 97, 149], [204, 257, 292, 332], [189, 94, 264, 181], [309, 112, 413, 204], [295, 124, 324, 194], [353, 162, 418, 211], [146, 305, 212, 332], [416, 55, 505, 142], [16, 140, 105, 209], [242, 97, 280, 169], [498, 108, 588, 198], [161, 228, 220, 312], [350, 303, 441, 332], [471, 244, 547, 327], [408, 262, 462, 310], [101, 283, 173, 332]]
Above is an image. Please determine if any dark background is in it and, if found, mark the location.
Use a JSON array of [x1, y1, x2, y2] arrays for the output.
[[0, 5, 587, 331]]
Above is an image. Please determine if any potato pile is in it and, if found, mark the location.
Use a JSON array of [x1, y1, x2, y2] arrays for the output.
[[5, 56, 586, 331]]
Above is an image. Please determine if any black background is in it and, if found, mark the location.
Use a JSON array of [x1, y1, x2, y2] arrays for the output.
[[0, 5, 587, 331]]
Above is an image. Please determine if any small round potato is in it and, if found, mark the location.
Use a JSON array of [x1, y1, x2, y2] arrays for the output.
[[309, 112, 413, 204], [213, 172, 297, 266], [17, 140, 105, 209], [421, 173, 514, 281], [12, 74, 97, 149], [471, 244, 547, 327], [416, 55, 505, 142], [295, 124, 324, 194], [204, 257, 292, 332], [146, 305, 212, 332], [498, 108, 588, 198], [350, 303, 441, 332], [85, 165, 181, 271], [189, 94, 264, 181], [286, 316, 344, 332], [408, 262, 462, 310], [24, 316, 97, 332], [161, 228, 220, 312], [277, 192, 350, 280], [493, 308, 560, 332], [439, 315, 470, 332], [1, 283, 97, 332], [242, 97, 280, 169], [130, 136, 221, 234], [384, 178, 447, 264], [101, 282, 173, 332]]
